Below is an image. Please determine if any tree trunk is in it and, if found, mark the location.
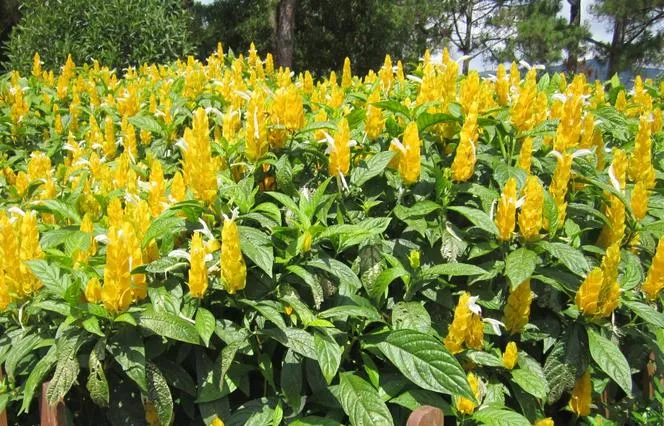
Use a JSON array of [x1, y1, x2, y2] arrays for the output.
[[462, 1, 474, 75], [607, 16, 625, 78], [275, 0, 297, 69], [566, 0, 581, 73]]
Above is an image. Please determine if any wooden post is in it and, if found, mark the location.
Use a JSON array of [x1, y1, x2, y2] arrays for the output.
[[407, 406, 444, 426], [40, 382, 65, 426], [0, 369, 7, 426]]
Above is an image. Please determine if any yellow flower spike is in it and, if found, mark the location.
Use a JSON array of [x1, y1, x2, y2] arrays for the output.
[[327, 118, 352, 178], [631, 180, 649, 221], [517, 137, 533, 174], [85, 277, 102, 304], [579, 113, 596, 148], [495, 177, 518, 241], [245, 92, 269, 162], [643, 238, 664, 301], [502, 342, 518, 370], [652, 108, 663, 133], [615, 90, 627, 111], [597, 194, 625, 249], [495, 64, 509, 105], [32, 52, 42, 78], [269, 84, 305, 148], [455, 372, 480, 415], [629, 114, 655, 189], [221, 212, 246, 295], [19, 211, 43, 296], [509, 62, 520, 89], [102, 222, 143, 314], [444, 292, 484, 354], [188, 232, 208, 299], [379, 55, 393, 90], [170, 172, 186, 203], [396, 60, 405, 84], [181, 108, 218, 203], [534, 418, 554, 426], [148, 160, 167, 217], [451, 102, 479, 182], [210, 416, 225, 426], [569, 370, 592, 416], [399, 122, 421, 185], [596, 243, 621, 317], [503, 279, 532, 334], [0, 270, 10, 311], [518, 176, 544, 240], [103, 115, 116, 159], [365, 90, 385, 140], [575, 267, 604, 316], [341, 57, 352, 89], [549, 152, 573, 226]]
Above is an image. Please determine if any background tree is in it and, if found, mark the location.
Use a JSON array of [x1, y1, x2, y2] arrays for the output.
[[591, 0, 664, 77], [0, 0, 20, 71], [487, 0, 588, 67], [3, 0, 195, 73], [192, 0, 429, 75], [276, 0, 297, 68]]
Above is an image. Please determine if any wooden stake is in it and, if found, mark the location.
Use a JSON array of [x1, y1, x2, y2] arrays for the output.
[[407, 406, 444, 426], [40, 382, 65, 426]]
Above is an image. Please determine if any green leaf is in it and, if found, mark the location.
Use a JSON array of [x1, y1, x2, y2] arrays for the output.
[[416, 112, 457, 131], [40, 199, 81, 222], [46, 357, 79, 405], [391, 302, 431, 332], [262, 328, 317, 359], [287, 265, 324, 309], [511, 369, 548, 399], [155, 359, 196, 397], [239, 225, 274, 277], [350, 151, 395, 187], [319, 218, 391, 252], [620, 251, 643, 290], [139, 310, 201, 345], [107, 327, 147, 392], [146, 363, 173, 426], [505, 248, 538, 288], [87, 339, 109, 407], [538, 241, 589, 277], [142, 212, 185, 247], [195, 308, 216, 347], [587, 328, 632, 396], [314, 332, 342, 384], [376, 329, 474, 399], [389, 388, 452, 413], [20, 345, 57, 414], [241, 299, 288, 330], [447, 206, 499, 235], [25, 260, 65, 297], [338, 373, 394, 426], [421, 263, 488, 279], [289, 417, 343, 426], [472, 408, 531, 426], [623, 300, 664, 328], [369, 267, 408, 302], [374, 100, 410, 118], [128, 114, 164, 136], [466, 351, 503, 368], [281, 349, 303, 409], [5, 334, 42, 382]]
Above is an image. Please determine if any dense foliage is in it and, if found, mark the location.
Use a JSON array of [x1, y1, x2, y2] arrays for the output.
[[0, 44, 664, 426], [2, 0, 195, 74]]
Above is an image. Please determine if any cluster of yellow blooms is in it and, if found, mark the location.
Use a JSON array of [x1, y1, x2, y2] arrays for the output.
[[1, 43, 663, 424]]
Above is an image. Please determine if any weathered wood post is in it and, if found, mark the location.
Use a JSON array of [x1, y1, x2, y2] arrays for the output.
[[40, 382, 65, 426], [407, 406, 444, 426]]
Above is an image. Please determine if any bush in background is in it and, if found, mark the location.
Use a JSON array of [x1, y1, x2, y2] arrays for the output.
[[2, 0, 195, 73]]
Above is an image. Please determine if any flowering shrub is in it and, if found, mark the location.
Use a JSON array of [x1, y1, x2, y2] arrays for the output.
[[0, 44, 663, 425]]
